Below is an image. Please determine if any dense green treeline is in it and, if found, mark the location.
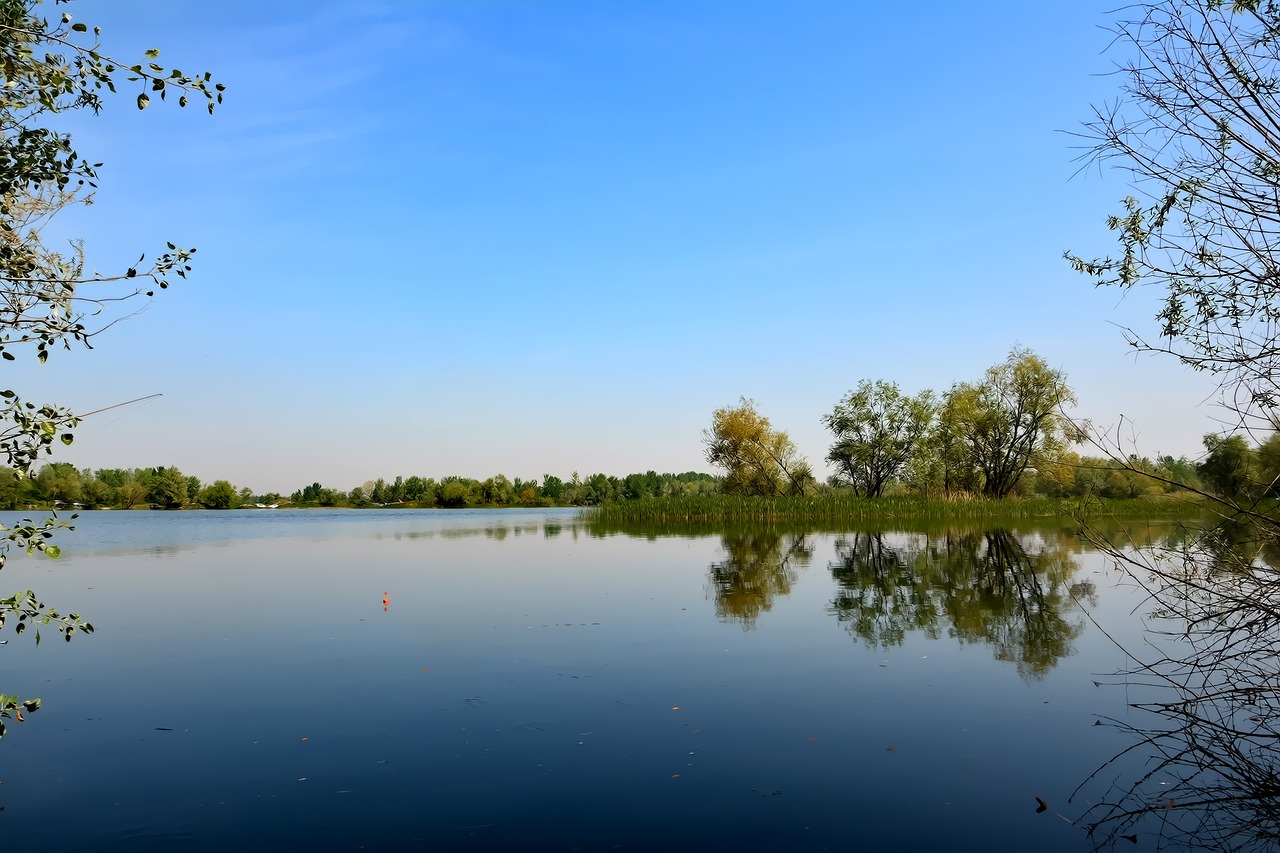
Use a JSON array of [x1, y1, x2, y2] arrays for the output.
[[0, 444, 1219, 513], [289, 470, 719, 509], [0, 463, 258, 510], [0, 465, 720, 510], [0, 451, 1214, 513]]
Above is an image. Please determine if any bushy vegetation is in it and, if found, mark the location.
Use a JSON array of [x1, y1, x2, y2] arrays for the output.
[[701, 346, 1213, 505]]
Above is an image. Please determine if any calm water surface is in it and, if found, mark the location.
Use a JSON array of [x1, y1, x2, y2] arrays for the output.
[[0, 509, 1181, 851]]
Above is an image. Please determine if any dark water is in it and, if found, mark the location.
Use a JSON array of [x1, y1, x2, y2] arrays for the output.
[[0, 509, 1186, 851]]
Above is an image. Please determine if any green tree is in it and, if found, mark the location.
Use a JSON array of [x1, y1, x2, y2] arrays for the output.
[[116, 476, 147, 509], [438, 478, 470, 508], [1158, 454, 1202, 492], [1199, 434, 1256, 498], [1102, 460, 1166, 499], [197, 479, 237, 509], [703, 397, 815, 497], [32, 461, 79, 504], [402, 475, 431, 503], [479, 474, 514, 506], [1253, 435, 1280, 497], [923, 399, 982, 495], [293, 482, 327, 504], [0, 467, 26, 509], [387, 475, 406, 503], [823, 381, 936, 497], [581, 473, 619, 505], [94, 468, 127, 489], [316, 487, 342, 507], [622, 471, 660, 500], [940, 348, 1078, 498], [77, 467, 110, 507], [148, 466, 188, 509], [541, 474, 564, 504]]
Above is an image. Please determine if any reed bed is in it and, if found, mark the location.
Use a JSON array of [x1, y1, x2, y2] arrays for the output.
[[587, 492, 1207, 527]]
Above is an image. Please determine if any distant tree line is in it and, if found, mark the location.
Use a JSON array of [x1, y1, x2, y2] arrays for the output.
[[0, 463, 264, 510], [706, 346, 1203, 500], [0, 465, 720, 510], [293, 471, 719, 509]]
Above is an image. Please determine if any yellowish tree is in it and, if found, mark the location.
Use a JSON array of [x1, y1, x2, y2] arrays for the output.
[[703, 397, 815, 496]]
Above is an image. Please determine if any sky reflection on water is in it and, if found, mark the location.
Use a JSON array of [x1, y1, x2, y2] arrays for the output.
[[0, 509, 1175, 851]]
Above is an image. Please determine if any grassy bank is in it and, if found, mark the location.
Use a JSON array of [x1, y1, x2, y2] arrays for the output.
[[587, 492, 1209, 526]]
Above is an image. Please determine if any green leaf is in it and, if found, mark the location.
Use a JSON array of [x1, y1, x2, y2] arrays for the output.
[[136, 93, 150, 110], [43, 545, 60, 559], [145, 48, 161, 59]]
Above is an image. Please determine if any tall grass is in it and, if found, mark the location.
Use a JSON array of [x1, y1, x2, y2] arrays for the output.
[[587, 492, 1207, 527]]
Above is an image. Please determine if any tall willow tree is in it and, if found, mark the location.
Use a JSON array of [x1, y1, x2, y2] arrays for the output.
[[0, 1, 220, 737], [823, 380, 935, 497], [940, 348, 1077, 498]]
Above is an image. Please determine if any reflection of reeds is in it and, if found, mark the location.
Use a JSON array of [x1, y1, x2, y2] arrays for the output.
[[1075, 516, 1280, 851], [588, 494, 1205, 526]]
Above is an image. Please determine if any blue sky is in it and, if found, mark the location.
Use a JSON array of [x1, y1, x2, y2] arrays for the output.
[[13, 0, 1227, 494]]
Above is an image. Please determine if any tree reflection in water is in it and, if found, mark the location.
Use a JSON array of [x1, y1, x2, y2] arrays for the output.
[[829, 529, 1092, 679], [700, 524, 1093, 676], [1075, 518, 1280, 852], [705, 530, 814, 628]]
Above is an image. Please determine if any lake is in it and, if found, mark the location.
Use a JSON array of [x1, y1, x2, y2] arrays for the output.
[[0, 508, 1201, 851]]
